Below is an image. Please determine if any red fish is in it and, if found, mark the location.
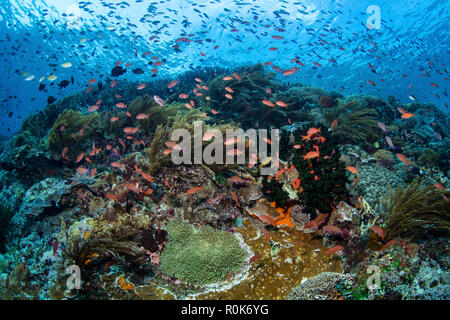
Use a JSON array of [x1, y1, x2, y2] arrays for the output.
[[380, 240, 397, 252], [322, 225, 343, 235], [53, 239, 59, 256], [76, 166, 89, 175], [186, 186, 203, 194], [116, 102, 127, 109], [396, 153, 410, 166], [370, 225, 385, 240], [326, 245, 344, 255], [230, 191, 240, 207], [248, 253, 262, 265], [123, 127, 139, 135], [167, 80, 179, 88], [331, 119, 338, 131], [105, 193, 118, 201], [137, 83, 146, 90], [111, 162, 125, 169], [262, 227, 270, 243], [154, 95, 164, 106]]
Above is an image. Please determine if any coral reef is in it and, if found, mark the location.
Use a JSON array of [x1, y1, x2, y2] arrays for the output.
[[0, 64, 448, 301]]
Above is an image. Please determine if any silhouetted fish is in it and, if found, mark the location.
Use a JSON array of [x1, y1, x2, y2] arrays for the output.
[[47, 96, 57, 104], [132, 68, 144, 74], [111, 66, 126, 77], [58, 80, 69, 88]]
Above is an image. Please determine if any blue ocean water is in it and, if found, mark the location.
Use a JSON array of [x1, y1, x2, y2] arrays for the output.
[[0, 0, 448, 135]]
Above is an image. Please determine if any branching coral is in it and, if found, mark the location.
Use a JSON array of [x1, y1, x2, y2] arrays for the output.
[[159, 218, 247, 286], [381, 180, 450, 240]]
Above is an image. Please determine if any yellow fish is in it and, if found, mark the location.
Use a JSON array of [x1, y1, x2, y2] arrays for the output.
[[259, 156, 272, 167]]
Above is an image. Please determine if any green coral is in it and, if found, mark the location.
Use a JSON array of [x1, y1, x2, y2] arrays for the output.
[[160, 218, 247, 286]]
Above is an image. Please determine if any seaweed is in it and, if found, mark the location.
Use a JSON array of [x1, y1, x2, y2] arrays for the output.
[[381, 180, 450, 240]]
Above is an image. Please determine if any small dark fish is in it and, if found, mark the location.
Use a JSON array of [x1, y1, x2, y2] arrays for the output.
[[58, 80, 69, 88], [38, 83, 45, 91], [47, 96, 57, 104], [132, 68, 144, 74], [111, 66, 126, 77]]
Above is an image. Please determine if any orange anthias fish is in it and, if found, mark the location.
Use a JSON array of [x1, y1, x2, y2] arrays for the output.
[[124, 183, 140, 193], [167, 80, 179, 89], [346, 166, 358, 174], [370, 225, 385, 241], [123, 127, 139, 135], [275, 101, 288, 107], [136, 113, 149, 120], [76, 152, 85, 163], [262, 227, 271, 243], [111, 162, 125, 169], [116, 102, 127, 109], [105, 193, 118, 202], [292, 178, 301, 190], [380, 239, 397, 252], [331, 119, 338, 131], [305, 213, 329, 231], [322, 225, 343, 235], [396, 153, 410, 166], [326, 245, 344, 255], [248, 253, 262, 265], [76, 166, 89, 175], [257, 214, 275, 225], [53, 239, 59, 256], [302, 127, 321, 141], [262, 100, 275, 107], [186, 186, 203, 194], [401, 112, 415, 119], [61, 147, 69, 160], [230, 191, 240, 207], [303, 150, 320, 160], [135, 165, 155, 183]]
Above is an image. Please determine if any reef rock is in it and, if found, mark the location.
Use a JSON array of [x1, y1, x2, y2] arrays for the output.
[[10, 177, 72, 236]]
